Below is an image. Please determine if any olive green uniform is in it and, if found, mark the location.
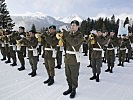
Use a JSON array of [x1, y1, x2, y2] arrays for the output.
[[43, 33, 58, 77], [63, 30, 83, 90]]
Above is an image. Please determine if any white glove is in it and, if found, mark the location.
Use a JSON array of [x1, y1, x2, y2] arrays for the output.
[[20, 35, 25, 38], [59, 25, 69, 32]]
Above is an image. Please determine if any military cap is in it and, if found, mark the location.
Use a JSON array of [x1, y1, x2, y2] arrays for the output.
[[71, 20, 79, 26], [49, 25, 56, 30]]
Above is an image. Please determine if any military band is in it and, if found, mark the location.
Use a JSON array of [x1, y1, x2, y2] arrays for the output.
[[0, 20, 133, 99]]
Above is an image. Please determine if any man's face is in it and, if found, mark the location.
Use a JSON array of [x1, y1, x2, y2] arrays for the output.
[[103, 32, 107, 37], [49, 28, 56, 35], [128, 33, 132, 36], [110, 32, 115, 37], [19, 28, 24, 33], [97, 31, 102, 36], [71, 23, 79, 32], [29, 32, 34, 37]]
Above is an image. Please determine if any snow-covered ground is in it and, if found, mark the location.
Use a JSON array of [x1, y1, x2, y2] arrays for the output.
[[0, 53, 133, 100]]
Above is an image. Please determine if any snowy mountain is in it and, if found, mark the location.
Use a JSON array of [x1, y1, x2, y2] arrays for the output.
[[56, 14, 84, 23], [11, 12, 68, 31]]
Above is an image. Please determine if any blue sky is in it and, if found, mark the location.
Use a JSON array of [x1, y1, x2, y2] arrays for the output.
[[6, 0, 133, 18]]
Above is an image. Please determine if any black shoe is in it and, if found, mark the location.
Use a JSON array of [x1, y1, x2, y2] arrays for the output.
[[70, 90, 76, 98], [90, 74, 97, 80], [87, 64, 92, 68], [105, 68, 110, 72], [96, 74, 100, 82], [63, 87, 72, 95], [18, 66, 25, 71], [117, 63, 121, 66], [55, 65, 61, 69], [31, 71, 36, 77], [48, 78, 54, 86], [44, 76, 51, 84], [1, 57, 6, 61], [5, 60, 11, 64], [10, 63, 17, 66]]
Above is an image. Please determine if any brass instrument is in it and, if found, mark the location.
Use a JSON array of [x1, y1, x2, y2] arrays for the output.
[[89, 33, 95, 44], [56, 32, 63, 46], [35, 33, 42, 43]]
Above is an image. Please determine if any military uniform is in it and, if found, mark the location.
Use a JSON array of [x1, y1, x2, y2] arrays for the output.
[[82, 35, 88, 56], [128, 35, 133, 59], [8, 32, 17, 66], [4, 32, 11, 64], [0, 33, 7, 61], [90, 35, 107, 82], [118, 37, 128, 67], [22, 34, 38, 77], [62, 29, 83, 94], [125, 36, 133, 62], [55, 46, 62, 69], [15, 32, 26, 71], [43, 31, 58, 86], [105, 36, 118, 73]]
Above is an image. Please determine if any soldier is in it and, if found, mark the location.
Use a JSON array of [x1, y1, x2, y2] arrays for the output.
[[0, 30, 6, 61], [4, 30, 11, 64], [102, 31, 109, 63], [82, 34, 88, 56], [105, 31, 118, 73], [89, 30, 107, 82], [55, 31, 63, 69], [87, 31, 95, 68], [125, 32, 133, 62], [16, 26, 26, 71], [8, 31, 17, 66], [21, 30, 38, 77], [117, 34, 128, 67], [128, 32, 133, 59], [43, 25, 58, 86], [61, 20, 83, 98]]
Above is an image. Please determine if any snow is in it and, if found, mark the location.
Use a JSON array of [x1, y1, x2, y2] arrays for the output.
[[57, 15, 84, 23], [0, 53, 133, 100]]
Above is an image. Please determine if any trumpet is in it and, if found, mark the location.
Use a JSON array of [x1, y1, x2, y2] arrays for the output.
[[56, 33, 63, 46]]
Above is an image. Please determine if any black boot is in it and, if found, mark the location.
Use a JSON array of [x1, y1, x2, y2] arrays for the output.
[[83, 53, 87, 56], [87, 64, 92, 68], [28, 71, 33, 75], [5, 59, 11, 64], [48, 77, 54, 86], [1, 57, 6, 61], [31, 70, 37, 77], [90, 74, 97, 80], [121, 62, 124, 67], [96, 74, 100, 82], [117, 62, 121, 66], [10, 62, 17, 66], [18, 66, 25, 71], [44, 76, 51, 84], [105, 66, 110, 72], [110, 67, 113, 73], [70, 89, 76, 98], [55, 65, 61, 69], [63, 87, 72, 95]]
